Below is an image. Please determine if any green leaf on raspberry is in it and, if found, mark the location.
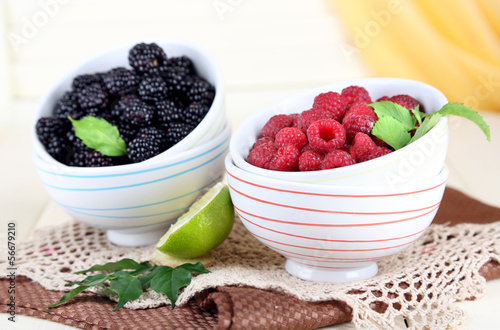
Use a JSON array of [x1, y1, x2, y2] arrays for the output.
[[68, 116, 127, 157], [408, 114, 442, 144], [370, 101, 416, 131], [372, 116, 411, 150], [432, 102, 490, 141]]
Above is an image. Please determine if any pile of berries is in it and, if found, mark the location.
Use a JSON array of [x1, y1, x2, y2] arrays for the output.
[[36, 42, 215, 166], [246, 86, 422, 172]]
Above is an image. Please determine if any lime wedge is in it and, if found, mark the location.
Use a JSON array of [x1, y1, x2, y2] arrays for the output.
[[156, 182, 234, 259]]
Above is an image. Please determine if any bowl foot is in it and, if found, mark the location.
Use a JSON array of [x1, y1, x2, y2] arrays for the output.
[[107, 229, 165, 247], [285, 260, 378, 282]]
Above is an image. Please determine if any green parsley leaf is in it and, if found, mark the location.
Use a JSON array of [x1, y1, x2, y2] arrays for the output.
[[372, 115, 412, 150], [370, 101, 416, 130], [109, 274, 144, 311], [45, 258, 210, 311], [433, 102, 490, 141], [69, 116, 127, 156]]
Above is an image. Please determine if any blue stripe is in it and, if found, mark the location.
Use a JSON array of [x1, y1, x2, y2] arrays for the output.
[[57, 175, 222, 211], [41, 146, 228, 191], [82, 215, 180, 230], [36, 136, 230, 179], [65, 204, 189, 219]]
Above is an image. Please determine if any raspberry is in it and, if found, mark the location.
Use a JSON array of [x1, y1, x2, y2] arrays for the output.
[[389, 94, 421, 111], [275, 127, 307, 149], [298, 150, 323, 171], [349, 133, 375, 162], [261, 114, 294, 138], [376, 96, 391, 102], [321, 149, 356, 170], [102, 67, 140, 96], [267, 145, 300, 171], [342, 101, 378, 142], [247, 143, 277, 169], [128, 43, 167, 75], [294, 108, 334, 133], [138, 75, 168, 102], [312, 91, 347, 121], [341, 86, 371, 106], [252, 136, 274, 149], [349, 133, 391, 162], [371, 135, 390, 148], [306, 119, 346, 153]]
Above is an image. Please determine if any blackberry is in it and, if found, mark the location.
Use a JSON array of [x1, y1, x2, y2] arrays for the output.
[[72, 73, 104, 91], [183, 102, 209, 126], [165, 122, 194, 145], [36, 117, 68, 145], [127, 135, 162, 163], [162, 66, 193, 102], [53, 91, 85, 120], [115, 122, 139, 144], [77, 83, 109, 110], [187, 77, 215, 105], [85, 150, 114, 167], [110, 94, 141, 120], [168, 56, 196, 76], [67, 135, 91, 167], [138, 126, 169, 149], [122, 100, 155, 128], [156, 100, 184, 127], [102, 67, 140, 96], [137, 75, 168, 102], [46, 136, 70, 164], [128, 43, 167, 75]]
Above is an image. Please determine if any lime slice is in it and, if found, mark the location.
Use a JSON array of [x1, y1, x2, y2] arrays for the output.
[[156, 182, 234, 259], [149, 251, 215, 268]]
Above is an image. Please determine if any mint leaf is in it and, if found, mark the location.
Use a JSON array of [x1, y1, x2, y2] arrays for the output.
[[370, 101, 416, 130], [75, 258, 148, 274], [176, 262, 211, 275], [69, 116, 127, 156], [109, 275, 143, 311], [433, 102, 490, 141], [149, 266, 191, 309], [410, 105, 426, 125], [409, 114, 442, 144], [372, 115, 412, 150]]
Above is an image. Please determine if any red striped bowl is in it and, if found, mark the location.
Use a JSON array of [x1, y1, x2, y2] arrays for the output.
[[225, 154, 448, 282]]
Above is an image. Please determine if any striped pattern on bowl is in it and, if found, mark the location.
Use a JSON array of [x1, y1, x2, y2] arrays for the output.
[[225, 154, 448, 281]]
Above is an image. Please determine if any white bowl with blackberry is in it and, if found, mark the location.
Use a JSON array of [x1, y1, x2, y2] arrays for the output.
[[31, 40, 230, 246]]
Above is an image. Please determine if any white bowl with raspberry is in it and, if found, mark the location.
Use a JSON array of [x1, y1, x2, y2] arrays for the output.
[[225, 153, 449, 282], [32, 120, 231, 247], [229, 78, 449, 187]]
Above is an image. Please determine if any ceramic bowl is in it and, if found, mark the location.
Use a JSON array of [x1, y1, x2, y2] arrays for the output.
[[32, 38, 226, 165], [225, 154, 448, 282], [33, 121, 231, 247], [230, 78, 449, 186]]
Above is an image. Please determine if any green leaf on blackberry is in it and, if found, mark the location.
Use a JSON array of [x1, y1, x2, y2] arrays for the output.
[[432, 102, 490, 141], [69, 116, 127, 157], [372, 115, 411, 150]]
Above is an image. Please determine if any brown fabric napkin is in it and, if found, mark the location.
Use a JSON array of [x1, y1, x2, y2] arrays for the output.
[[1, 187, 500, 330]]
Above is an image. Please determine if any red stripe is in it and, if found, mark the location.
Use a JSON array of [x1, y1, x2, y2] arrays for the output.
[[234, 204, 439, 227], [288, 260, 366, 270], [268, 244, 391, 261], [238, 211, 427, 243], [226, 169, 446, 198], [249, 230, 416, 252], [229, 183, 441, 216]]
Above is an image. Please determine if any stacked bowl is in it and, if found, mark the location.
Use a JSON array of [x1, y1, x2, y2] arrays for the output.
[[226, 78, 450, 282], [32, 39, 230, 247]]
